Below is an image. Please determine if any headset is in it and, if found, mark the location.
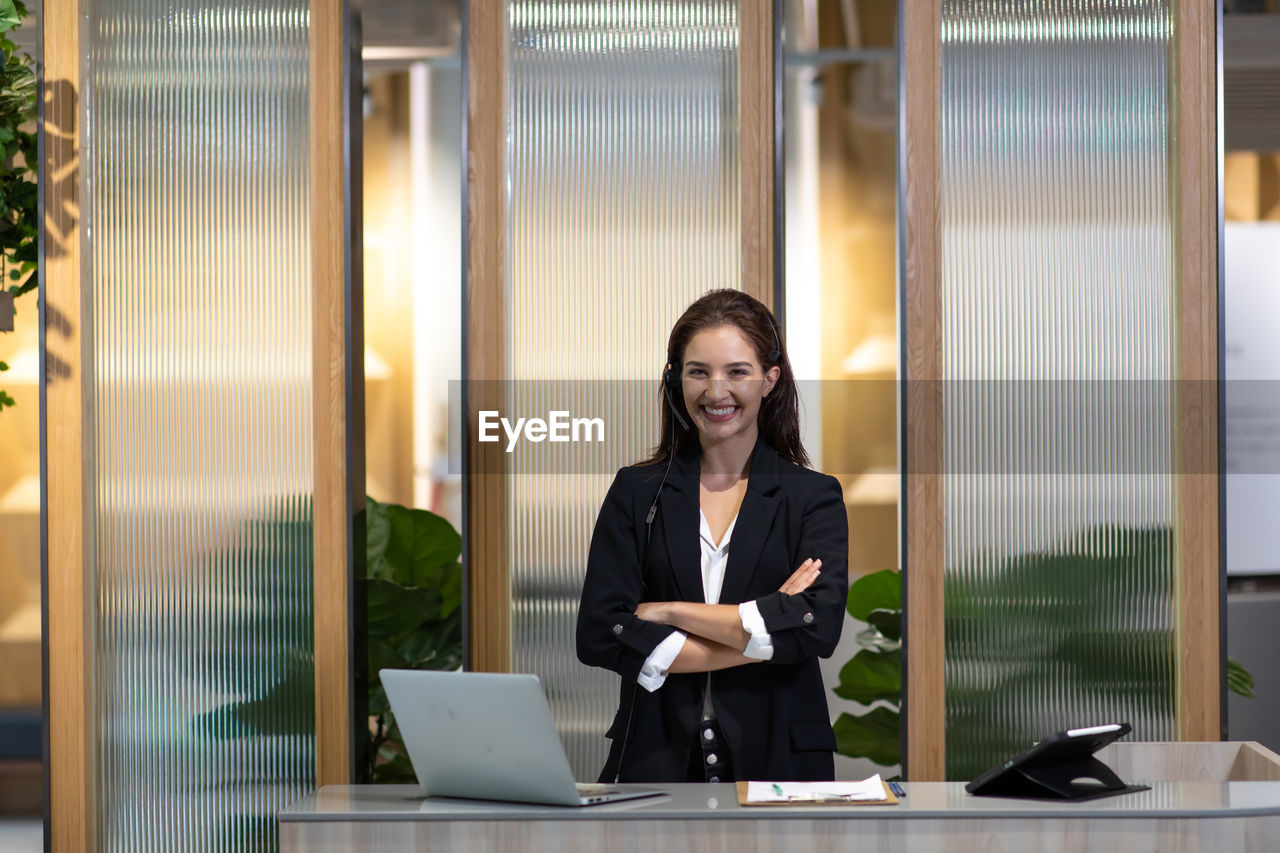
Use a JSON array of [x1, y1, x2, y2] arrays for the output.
[[614, 312, 783, 783]]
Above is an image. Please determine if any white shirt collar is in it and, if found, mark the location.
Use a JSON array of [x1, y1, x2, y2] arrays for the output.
[[698, 510, 738, 553]]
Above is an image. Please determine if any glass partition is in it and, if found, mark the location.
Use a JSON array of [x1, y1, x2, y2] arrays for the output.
[[938, 0, 1178, 779], [85, 1, 315, 847]]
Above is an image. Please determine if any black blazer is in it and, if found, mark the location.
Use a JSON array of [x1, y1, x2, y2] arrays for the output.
[[576, 437, 849, 782]]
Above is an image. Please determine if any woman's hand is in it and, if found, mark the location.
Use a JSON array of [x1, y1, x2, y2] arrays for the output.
[[634, 601, 672, 625], [778, 558, 822, 595]]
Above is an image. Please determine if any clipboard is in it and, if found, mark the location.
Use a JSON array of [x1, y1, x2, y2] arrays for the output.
[[735, 780, 899, 806]]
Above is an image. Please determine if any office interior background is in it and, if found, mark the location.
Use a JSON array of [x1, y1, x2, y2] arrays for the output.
[[1, 0, 1279, 849]]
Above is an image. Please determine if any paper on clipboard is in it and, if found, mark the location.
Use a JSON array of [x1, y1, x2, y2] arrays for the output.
[[745, 775, 889, 803]]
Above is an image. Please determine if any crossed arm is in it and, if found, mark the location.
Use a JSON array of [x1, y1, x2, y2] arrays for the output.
[[633, 558, 822, 673]]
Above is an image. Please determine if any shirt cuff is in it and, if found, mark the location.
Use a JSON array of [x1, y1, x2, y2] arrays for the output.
[[738, 600, 775, 661], [637, 630, 687, 692]]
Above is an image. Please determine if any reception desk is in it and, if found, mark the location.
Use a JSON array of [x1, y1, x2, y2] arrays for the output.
[[279, 742, 1280, 853]]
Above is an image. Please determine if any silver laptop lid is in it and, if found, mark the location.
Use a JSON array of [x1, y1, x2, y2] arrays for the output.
[[380, 669, 583, 806]]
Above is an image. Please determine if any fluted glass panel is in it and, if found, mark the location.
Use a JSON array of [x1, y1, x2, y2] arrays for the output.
[[86, 2, 313, 849], [507, 0, 741, 779], [939, 0, 1177, 779]]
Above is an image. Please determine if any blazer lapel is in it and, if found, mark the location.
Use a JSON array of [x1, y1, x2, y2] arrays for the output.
[[720, 439, 782, 605], [660, 446, 703, 603]]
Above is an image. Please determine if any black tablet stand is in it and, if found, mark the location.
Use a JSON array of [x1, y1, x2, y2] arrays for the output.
[[968, 754, 1148, 801], [966, 723, 1150, 802]]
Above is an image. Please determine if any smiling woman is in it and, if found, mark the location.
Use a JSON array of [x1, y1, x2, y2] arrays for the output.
[[575, 289, 849, 784]]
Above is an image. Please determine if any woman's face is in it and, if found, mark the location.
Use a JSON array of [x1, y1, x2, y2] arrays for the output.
[[679, 324, 780, 448]]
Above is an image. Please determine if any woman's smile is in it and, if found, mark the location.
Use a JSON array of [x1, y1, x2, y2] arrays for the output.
[[701, 403, 740, 422]]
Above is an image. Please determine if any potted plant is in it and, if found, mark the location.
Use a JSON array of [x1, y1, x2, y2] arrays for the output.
[[0, 0, 36, 411]]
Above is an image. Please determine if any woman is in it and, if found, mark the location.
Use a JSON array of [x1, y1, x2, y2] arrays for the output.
[[576, 289, 849, 784]]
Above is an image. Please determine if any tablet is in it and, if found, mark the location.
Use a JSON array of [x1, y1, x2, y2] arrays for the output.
[[965, 723, 1149, 800]]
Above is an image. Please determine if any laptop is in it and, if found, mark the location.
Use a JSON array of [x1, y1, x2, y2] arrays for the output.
[[380, 669, 664, 807]]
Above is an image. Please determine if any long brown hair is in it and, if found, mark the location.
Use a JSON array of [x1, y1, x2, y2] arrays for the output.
[[642, 289, 810, 468]]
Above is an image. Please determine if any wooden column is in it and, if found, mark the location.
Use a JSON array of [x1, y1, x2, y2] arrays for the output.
[[901, 0, 945, 781], [311, 0, 364, 785], [44, 0, 93, 848], [740, 0, 776, 310], [464, 0, 511, 674], [1174, 0, 1222, 742]]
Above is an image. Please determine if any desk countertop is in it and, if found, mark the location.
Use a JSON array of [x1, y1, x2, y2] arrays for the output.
[[279, 782, 1280, 823]]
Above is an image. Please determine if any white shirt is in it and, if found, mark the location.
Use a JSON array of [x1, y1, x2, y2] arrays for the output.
[[635, 510, 775, 693]]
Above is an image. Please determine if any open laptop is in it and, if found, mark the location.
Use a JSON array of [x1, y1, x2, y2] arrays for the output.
[[380, 669, 664, 807]]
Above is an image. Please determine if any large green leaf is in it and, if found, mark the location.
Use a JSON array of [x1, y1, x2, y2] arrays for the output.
[[366, 577, 442, 637], [196, 654, 316, 738], [395, 608, 463, 670], [846, 569, 901, 621], [0, 1, 19, 34], [833, 706, 901, 767], [368, 500, 462, 586], [865, 608, 900, 642], [833, 649, 901, 705]]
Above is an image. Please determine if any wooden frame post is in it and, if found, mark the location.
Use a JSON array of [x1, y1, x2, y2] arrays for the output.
[[43, 0, 94, 847], [464, 0, 511, 674], [1174, 0, 1223, 742], [901, 0, 946, 782], [311, 0, 364, 785]]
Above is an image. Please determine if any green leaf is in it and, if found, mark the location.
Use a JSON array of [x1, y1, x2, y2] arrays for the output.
[[846, 569, 901, 620], [440, 560, 462, 617], [365, 496, 393, 580], [366, 497, 461, 586], [194, 656, 316, 738], [1228, 656, 1255, 699], [865, 608, 900, 642], [0, 1, 20, 34], [380, 503, 462, 584], [833, 706, 901, 767], [365, 577, 442, 637], [0, 361, 8, 371], [395, 608, 463, 670], [833, 648, 901, 705], [368, 636, 411, 682]]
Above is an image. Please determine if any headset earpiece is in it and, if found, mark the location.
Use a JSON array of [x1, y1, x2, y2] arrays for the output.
[[662, 361, 691, 431]]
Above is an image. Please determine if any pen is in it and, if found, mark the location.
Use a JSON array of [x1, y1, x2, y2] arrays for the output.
[[888, 781, 906, 798], [771, 784, 784, 797]]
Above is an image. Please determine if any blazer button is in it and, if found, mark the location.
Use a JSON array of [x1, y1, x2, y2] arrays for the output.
[[802, 612, 814, 624], [612, 624, 624, 635]]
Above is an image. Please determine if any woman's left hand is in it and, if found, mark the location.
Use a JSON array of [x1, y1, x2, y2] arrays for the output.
[[635, 601, 673, 624]]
